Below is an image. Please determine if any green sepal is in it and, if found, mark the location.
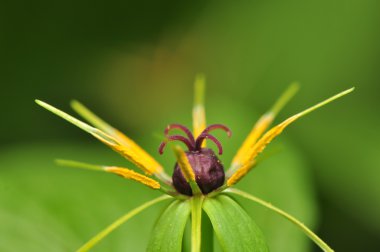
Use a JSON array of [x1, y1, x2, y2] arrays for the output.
[[203, 194, 269, 252], [147, 199, 191, 252]]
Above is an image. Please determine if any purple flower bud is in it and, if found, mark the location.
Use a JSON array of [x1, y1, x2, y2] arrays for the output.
[[172, 148, 225, 196]]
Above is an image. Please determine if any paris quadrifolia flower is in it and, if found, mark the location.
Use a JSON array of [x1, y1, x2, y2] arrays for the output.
[[36, 75, 353, 252]]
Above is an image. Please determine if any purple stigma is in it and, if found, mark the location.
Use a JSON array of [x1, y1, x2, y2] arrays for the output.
[[165, 124, 196, 146], [195, 133, 224, 154], [159, 135, 195, 154], [202, 124, 232, 137], [158, 123, 231, 155]]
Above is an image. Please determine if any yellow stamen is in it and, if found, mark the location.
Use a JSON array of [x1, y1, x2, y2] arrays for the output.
[[111, 144, 162, 175], [193, 74, 207, 145], [227, 161, 256, 186], [105, 166, 161, 190], [230, 83, 299, 171], [230, 114, 273, 170], [55, 159, 160, 190], [36, 100, 162, 175], [71, 100, 164, 175], [234, 87, 354, 175], [118, 138, 164, 174], [173, 145, 202, 194], [173, 146, 195, 181]]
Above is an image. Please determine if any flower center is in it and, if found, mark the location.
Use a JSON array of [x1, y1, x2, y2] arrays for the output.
[[159, 124, 231, 195]]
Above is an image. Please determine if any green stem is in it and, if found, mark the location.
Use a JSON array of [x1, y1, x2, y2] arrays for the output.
[[77, 195, 171, 252], [225, 188, 334, 252], [191, 196, 204, 252]]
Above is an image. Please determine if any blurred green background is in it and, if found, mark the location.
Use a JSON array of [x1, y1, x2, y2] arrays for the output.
[[1, 0, 379, 251]]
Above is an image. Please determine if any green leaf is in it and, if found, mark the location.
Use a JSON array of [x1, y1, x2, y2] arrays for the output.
[[203, 194, 268, 252], [147, 199, 190, 252]]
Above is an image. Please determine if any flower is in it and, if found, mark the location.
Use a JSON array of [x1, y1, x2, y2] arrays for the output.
[[36, 75, 353, 252]]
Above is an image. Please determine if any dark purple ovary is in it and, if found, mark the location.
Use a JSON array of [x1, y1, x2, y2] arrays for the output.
[[159, 123, 231, 196], [172, 148, 225, 196]]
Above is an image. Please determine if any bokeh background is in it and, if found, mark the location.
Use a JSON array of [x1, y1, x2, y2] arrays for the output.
[[1, 0, 379, 251]]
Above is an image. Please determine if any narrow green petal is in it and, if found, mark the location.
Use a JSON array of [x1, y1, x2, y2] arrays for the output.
[[56, 159, 163, 190], [37, 100, 170, 182], [36, 100, 94, 134], [193, 74, 207, 140], [193, 74, 205, 107], [226, 188, 334, 252], [55, 159, 105, 172], [269, 82, 299, 116], [77, 195, 171, 252], [229, 83, 299, 175], [228, 87, 354, 185], [35, 100, 118, 145], [71, 100, 115, 135], [291, 87, 354, 119]]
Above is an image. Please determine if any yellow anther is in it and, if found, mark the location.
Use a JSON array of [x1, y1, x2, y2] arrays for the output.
[[56, 159, 161, 190], [228, 87, 354, 185], [173, 146, 195, 182], [173, 145, 202, 195], [244, 87, 354, 165], [231, 113, 273, 168], [71, 100, 164, 174], [105, 167, 161, 190], [227, 161, 256, 186], [36, 100, 164, 176], [231, 83, 299, 169]]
